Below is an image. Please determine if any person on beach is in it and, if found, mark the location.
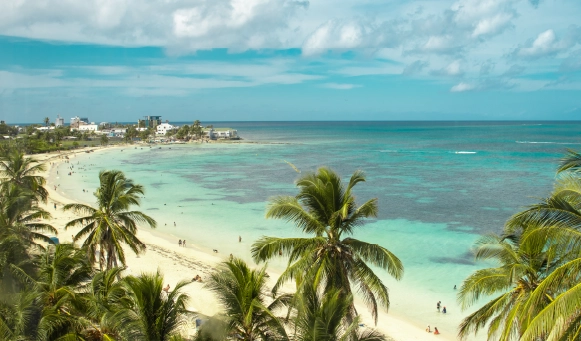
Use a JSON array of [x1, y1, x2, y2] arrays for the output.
[[454, 285, 457, 290], [229, 253, 233, 261], [437, 301, 441, 311], [179, 239, 182, 247], [163, 284, 170, 294], [54, 203, 56, 210], [442, 306, 447, 314], [434, 327, 440, 335], [239, 235, 241, 243], [183, 240, 186, 247], [174, 222, 176, 227], [426, 325, 431, 332]]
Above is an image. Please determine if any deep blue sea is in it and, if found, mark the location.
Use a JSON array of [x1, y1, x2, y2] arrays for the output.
[[58, 121, 581, 334]]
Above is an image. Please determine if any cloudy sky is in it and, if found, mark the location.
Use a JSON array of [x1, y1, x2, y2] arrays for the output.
[[1, 0, 580, 123]]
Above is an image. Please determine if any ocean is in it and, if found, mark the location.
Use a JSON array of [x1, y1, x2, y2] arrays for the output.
[[55, 121, 581, 337]]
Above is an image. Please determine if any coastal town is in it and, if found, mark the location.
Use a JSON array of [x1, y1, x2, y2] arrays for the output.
[[0, 115, 239, 153]]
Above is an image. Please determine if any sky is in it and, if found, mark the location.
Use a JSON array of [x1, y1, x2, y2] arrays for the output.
[[0, 0, 580, 123]]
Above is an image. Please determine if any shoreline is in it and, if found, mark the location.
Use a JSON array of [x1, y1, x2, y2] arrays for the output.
[[35, 145, 457, 341]]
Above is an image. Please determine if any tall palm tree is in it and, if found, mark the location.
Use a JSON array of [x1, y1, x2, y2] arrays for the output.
[[251, 167, 403, 324], [114, 271, 192, 341], [457, 230, 561, 341], [199, 258, 289, 341], [64, 170, 157, 270], [292, 283, 387, 341], [0, 150, 48, 203], [43, 117, 50, 127]]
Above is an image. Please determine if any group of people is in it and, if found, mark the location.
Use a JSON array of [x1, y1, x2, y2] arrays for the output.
[[426, 325, 440, 335], [178, 239, 187, 247], [436, 301, 447, 313]]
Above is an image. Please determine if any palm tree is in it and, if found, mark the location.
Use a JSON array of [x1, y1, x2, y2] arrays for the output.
[[557, 149, 581, 174], [518, 225, 581, 341], [199, 258, 289, 341], [77, 267, 127, 340], [64, 170, 157, 270], [7, 244, 92, 341], [0, 184, 56, 292], [457, 230, 560, 340], [114, 271, 192, 341], [292, 283, 387, 341], [43, 117, 50, 127], [502, 161, 581, 341], [0, 149, 48, 203], [251, 167, 403, 324]]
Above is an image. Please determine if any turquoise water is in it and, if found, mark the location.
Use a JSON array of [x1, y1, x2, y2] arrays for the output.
[[56, 121, 581, 335]]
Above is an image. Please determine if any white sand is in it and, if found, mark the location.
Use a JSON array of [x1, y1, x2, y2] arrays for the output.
[[32, 146, 458, 341]]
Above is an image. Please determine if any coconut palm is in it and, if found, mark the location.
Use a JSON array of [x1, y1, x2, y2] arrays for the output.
[[0, 184, 56, 292], [77, 267, 127, 340], [8, 243, 92, 341], [64, 170, 157, 270], [114, 271, 192, 341], [502, 162, 581, 341], [199, 258, 289, 341], [292, 283, 387, 341], [43, 117, 50, 127], [457, 229, 562, 341], [0, 149, 48, 203], [518, 225, 581, 341], [251, 167, 403, 324], [558, 149, 581, 174]]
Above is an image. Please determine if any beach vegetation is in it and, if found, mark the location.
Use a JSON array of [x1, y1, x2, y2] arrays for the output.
[[196, 257, 290, 341], [459, 150, 581, 341], [0, 149, 49, 202], [252, 167, 403, 325], [64, 170, 157, 271]]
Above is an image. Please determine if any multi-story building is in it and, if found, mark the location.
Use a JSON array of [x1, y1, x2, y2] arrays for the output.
[[55, 115, 65, 127], [141, 116, 162, 129], [156, 122, 176, 135], [70, 116, 89, 129]]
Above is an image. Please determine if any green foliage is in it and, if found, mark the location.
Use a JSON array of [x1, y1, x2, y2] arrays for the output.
[[252, 167, 403, 325], [460, 149, 581, 341], [64, 170, 157, 270], [199, 257, 289, 341]]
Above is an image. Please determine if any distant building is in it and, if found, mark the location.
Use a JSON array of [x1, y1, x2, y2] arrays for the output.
[[203, 128, 238, 139], [71, 116, 86, 129], [156, 123, 176, 136], [55, 115, 65, 127], [142, 116, 162, 129], [78, 124, 99, 132]]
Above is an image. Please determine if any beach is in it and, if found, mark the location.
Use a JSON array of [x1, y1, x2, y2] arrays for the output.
[[34, 144, 456, 341]]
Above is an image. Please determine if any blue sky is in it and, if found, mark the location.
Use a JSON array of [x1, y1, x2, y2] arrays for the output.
[[0, 0, 580, 123]]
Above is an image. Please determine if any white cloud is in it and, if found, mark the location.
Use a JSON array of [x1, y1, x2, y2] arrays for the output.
[[450, 82, 475, 92], [321, 82, 361, 90], [511, 26, 581, 59]]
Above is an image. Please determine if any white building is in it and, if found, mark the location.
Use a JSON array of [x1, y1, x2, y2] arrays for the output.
[[55, 115, 65, 127], [36, 126, 55, 131], [78, 124, 99, 132], [156, 123, 176, 136], [204, 128, 238, 139]]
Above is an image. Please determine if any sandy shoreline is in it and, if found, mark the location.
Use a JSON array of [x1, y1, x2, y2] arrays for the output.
[[33, 144, 457, 341]]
